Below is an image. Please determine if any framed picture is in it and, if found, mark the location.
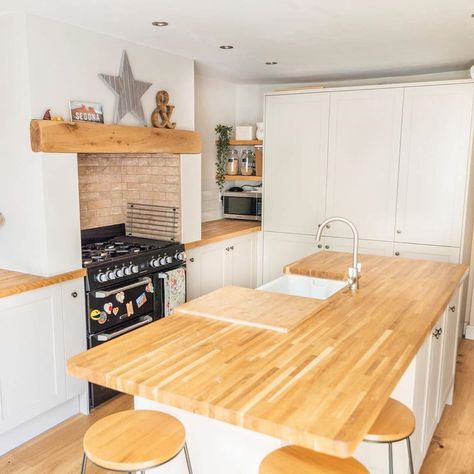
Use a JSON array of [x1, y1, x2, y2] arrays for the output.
[[69, 100, 104, 123]]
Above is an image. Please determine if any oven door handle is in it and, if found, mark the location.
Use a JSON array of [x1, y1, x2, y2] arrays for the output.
[[93, 277, 152, 298], [94, 315, 153, 342]]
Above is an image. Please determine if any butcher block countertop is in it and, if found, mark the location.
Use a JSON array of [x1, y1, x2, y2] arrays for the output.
[[0, 268, 86, 298], [185, 219, 261, 250], [67, 252, 467, 458]]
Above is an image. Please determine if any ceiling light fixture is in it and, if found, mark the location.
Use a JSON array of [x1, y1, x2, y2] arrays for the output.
[[265, 61, 278, 65], [152, 21, 168, 27], [220, 45, 234, 50]]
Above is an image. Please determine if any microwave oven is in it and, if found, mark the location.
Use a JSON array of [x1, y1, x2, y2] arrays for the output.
[[223, 191, 262, 221]]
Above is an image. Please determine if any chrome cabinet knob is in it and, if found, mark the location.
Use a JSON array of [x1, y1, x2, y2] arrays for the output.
[[325, 245, 330, 249], [71, 291, 78, 298], [395, 251, 400, 256], [230, 246, 234, 251], [189, 257, 195, 262], [396, 229, 402, 234], [317, 244, 322, 249], [449, 305, 456, 312], [325, 224, 331, 229]]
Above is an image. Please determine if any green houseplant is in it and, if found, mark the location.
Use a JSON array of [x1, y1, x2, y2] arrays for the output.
[[215, 124, 233, 192]]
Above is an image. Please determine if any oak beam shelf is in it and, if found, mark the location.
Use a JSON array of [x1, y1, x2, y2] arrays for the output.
[[225, 175, 262, 181], [30, 120, 202, 154], [229, 139, 263, 147]]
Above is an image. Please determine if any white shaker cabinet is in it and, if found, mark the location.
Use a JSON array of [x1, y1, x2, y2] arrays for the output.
[[325, 237, 394, 256], [423, 312, 445, 453], [395, 84, 474, 247], [262, 232, 322, 283], [264, 93, 330, 235], [325, 89, 403, 241], [393, 243, 460, 263], [0, 278, 86, 442], [186, 233, 258, 300]]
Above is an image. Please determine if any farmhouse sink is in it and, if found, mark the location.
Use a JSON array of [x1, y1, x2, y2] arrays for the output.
[[257, 274, 347, 301]]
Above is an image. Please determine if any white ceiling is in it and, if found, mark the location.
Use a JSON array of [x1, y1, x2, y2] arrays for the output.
[[4, 0, 474, 83]]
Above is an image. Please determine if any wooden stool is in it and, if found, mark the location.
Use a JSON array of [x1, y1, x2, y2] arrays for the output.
[[364, 398, 415, 474], [81, 410, 193, 473], [259, 445, 369, 474]]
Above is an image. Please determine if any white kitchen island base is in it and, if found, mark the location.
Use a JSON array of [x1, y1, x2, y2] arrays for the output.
[[134, 396, 283, 474]]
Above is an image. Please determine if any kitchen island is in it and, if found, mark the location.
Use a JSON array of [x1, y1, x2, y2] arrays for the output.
[[68, 252, 467, 473]]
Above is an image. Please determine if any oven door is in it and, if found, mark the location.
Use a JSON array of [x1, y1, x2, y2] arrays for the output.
[[86, 276, 156, 334], [88, 314, 154, 409], [223, 192, 262, 221]]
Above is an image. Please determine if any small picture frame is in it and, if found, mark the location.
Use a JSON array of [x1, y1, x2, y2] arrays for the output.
[[69, 100, 104, 123]]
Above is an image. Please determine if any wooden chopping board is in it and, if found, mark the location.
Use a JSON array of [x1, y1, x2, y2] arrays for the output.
[[175, 286, 327, 333]]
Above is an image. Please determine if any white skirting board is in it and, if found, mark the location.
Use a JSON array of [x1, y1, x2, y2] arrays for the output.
[[0, 396, 81, 456], [465, 324, 474, 340]]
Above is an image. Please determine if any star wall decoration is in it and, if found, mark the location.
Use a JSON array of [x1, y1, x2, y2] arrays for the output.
[[99, 50, 152, 125]]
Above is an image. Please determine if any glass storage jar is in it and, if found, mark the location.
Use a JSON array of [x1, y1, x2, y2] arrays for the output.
[[240, 149, 255, 176], [226, 149, 239, 175]]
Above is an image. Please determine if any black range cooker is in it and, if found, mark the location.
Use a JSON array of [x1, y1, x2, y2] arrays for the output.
[[81, 224, 186, 409]]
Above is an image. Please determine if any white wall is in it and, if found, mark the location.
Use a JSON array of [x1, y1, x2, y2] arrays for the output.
[[0, 13, 196, 275], [195, 74, 236, 222]]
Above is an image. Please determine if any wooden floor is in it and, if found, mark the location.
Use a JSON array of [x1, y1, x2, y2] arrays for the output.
[[0, 395, 133, 474], [1, 340, 473, 473]]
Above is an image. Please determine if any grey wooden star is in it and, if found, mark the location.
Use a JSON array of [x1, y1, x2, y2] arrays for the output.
[[99, 50, 152, 125]]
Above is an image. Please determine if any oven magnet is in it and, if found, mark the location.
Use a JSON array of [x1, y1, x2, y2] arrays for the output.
[[98, 312, 108, 325], [116, 291, 125, 303], [103, 302, 113, 315], [136, 293, 147, 308], [145, 283, 154, 293], [90, 309, 101, 320]]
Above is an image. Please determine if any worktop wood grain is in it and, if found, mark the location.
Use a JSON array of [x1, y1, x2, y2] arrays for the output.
[[185, 219, 260, 250], [176, 285, 328, 333], [67, 252, 467, 458], [0, 268, 86, 298]]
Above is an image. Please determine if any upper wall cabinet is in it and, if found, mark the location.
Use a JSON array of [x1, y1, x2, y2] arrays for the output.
[[395, 84, 474, 247], [325, 89, 403, 241], [264, 93, 330, 235]]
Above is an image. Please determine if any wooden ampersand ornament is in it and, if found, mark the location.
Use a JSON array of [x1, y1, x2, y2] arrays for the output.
[[151, 90, 176, 129]]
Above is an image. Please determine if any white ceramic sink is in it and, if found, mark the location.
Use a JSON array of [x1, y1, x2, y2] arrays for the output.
[[257, 274, 347, 301]]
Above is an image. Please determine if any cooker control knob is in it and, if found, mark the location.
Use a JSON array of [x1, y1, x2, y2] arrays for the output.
[[124, 265, 133, 276], [116, 267, 124, 278], [159, 257, 167, 265], [151, 259, 160, 268], [96, 272, 108, 283], [106, 269, 117, 280], [166, 256, 173, 264], [131, 265, 139, 274], [175, 251, 186, 261]]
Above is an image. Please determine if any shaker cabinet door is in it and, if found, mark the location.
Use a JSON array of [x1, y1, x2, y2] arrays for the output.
[[0, 286, 66, 434], [395, 84, 474, 247], [264, 93, 330, 235], [325, 88, 403, 241], [225, 234, 257, 289]]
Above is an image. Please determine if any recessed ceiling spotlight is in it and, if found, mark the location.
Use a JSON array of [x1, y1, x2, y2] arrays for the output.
[[219, 45, 234, 50], [152, 21, 168, 27], [265, 61, 278, 65]]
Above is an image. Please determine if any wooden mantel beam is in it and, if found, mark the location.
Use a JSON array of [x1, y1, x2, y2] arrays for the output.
[[30, 120, 201, 154]]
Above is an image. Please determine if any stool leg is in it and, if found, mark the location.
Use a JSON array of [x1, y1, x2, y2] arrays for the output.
[[80, 453, 87, 474], [183, 442, 194, 474], [406, 437, 414, 474], [388, 442, 393, 474]]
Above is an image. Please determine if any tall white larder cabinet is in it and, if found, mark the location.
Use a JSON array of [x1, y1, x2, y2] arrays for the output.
[[263, 81, 474, 283]]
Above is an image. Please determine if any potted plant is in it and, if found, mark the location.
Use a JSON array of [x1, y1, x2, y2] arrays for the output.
[[215, 124, 233, 192]]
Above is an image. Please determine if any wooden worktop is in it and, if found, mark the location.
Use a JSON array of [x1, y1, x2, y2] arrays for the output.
[[0, 268, 86, 298], [185, 219, 261, 250], [67, 252, 467, 458]]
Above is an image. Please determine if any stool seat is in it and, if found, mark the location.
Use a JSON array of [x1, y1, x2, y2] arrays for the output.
[[83, 410, 186, 472], [364, 398, 416, 443], [259, 446, 369, 474]]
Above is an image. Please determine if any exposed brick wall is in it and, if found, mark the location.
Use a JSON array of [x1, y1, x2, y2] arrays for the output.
[[77, 153, 181, 234]]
